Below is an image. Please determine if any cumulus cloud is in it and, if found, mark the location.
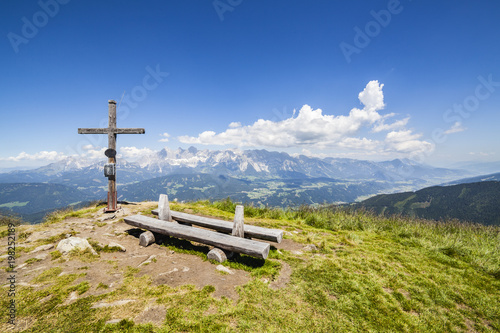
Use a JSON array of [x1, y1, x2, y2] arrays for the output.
[[444, 122, 466, 134], [179, 80, 432, 156], [118, 146, 155, 160], [385, 130, 434, 154], [180, 80, 386, 149], [0, 151, 68, 162], [372, 117, 410, 133], [159, 132, 170, 142], [84, 147, 107, 160]]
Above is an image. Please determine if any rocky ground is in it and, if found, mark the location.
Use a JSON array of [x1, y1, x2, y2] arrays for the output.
[[1, 202, 307, 330]]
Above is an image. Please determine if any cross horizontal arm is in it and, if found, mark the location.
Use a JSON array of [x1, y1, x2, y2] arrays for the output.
[[78, 128, 145, 134]]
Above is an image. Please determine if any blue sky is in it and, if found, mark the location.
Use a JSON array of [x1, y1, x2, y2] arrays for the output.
[[1, 0, 499, 169]]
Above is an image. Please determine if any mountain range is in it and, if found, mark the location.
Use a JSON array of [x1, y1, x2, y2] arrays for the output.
[[355, 181, 500, 226], [0, 147, 480, 223]]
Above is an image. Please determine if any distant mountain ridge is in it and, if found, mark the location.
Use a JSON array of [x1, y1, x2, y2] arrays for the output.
[[443, 172, 500, 186], [356, 181, 500, 226], [0, 147, 469, 185], [0, 147, 472, 223], [0, 183, 96, 223]]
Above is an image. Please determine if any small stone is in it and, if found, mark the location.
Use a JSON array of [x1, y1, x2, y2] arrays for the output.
[[17, 263, 28, 270], [91, 299, 135, 309], [30, 244, 54, 253], [291, 250, 303, 255], [63, 291, 79, 305], [304, 244, 318, 252], [158, 268, 178, 276], [182, 267, 190, 272], [34, 253, 48, 260], [108, 242, 126, 252], [106, 319, 123, 325], [216, 265, 234, 275], [138, 255, 156, 267], [99, 214, 116, 222]]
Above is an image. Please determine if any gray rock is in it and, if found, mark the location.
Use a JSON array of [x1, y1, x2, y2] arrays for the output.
[[99, 214, 116, 222], [304, 244, 318, 252], [56, 237, 97, 255], [108, 242, 126, 252], [30, 244, 54, 253], [138, 255, 156, 267], [92, 299, 135, 309], [34, 253, 48, 260], [216, 265, 234, 275]]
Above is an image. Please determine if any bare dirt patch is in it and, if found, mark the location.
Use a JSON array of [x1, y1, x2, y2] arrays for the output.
[[1, 202, 302, 306]]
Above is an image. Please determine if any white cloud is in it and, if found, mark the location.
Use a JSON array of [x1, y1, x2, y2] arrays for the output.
[[444, 122, 466, 134], [179, 80, 432, 157], [82, 144, 101, 151], [469, 151, 495, 156], [0, 151, 68, 162], [118, 146, 155, 160], [338, 137, 380, 150], [372, 117, 410, 133], [84, 147, 107, 160], [385, 130, 434, 154], [159, 132, 170, 142], [180, 80, 386, 150]]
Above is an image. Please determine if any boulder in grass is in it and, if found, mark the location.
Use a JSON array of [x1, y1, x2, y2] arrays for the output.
[[56, 237, 98, 255]]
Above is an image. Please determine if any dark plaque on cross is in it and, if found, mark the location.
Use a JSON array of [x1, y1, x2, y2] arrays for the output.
[[78, 100, 145, 212]]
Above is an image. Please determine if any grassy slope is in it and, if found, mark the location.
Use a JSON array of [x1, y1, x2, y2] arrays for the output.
[[0, 200, 499, 332]]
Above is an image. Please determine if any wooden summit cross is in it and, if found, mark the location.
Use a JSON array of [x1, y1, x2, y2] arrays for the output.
[[78, 100, 145, 212]]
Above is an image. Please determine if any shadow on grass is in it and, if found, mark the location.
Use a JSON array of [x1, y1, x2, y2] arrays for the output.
[[156, 234, 211, 256], [126, 228, 272, 274]]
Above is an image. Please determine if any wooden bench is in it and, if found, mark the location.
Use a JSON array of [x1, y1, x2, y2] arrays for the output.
[[124, 214, 270, 259], [150, 209, 283, 243], [123, 195, 283, 261]]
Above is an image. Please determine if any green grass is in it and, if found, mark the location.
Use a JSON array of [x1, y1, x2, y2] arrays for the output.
[[87, 238, 124, 253], [50, 250, 63, 260], [2, 199, 499, 332], [43, 202, 105, 224], [24, 258, 42, 265]]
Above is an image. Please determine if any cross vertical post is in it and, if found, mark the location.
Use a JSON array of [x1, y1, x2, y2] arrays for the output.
[[107, 100, 117, 212], [78, 100, 145, 212]]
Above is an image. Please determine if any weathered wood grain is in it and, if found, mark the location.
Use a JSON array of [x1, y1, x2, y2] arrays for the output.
[[77, 128, 145, 134], [207, 248, 227, 263], [139, 230, 155, 247], [77, 99, 145, 212], [124, 214, 270, 259], [151, 209, 283, 243], [232, 205, 244, 238], [158, 194, 172, 222]]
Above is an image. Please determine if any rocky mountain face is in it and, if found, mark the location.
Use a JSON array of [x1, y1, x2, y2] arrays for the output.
[[0, 147, 472, 223], [0, 147, 469, 185]]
